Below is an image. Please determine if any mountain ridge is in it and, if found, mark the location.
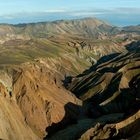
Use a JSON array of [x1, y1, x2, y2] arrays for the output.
[[0, 17, 139, 140]]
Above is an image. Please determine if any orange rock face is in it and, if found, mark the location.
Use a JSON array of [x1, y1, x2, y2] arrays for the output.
[[0, 62, 82, 140]]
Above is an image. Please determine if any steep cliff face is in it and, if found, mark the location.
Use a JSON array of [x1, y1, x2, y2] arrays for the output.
[[0, 76, 40, 140], [13, 62, 82, 137], [0, 61, 82, 140]]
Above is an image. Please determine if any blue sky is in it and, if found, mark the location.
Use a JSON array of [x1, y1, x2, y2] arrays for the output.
[[0, 0, 140, 26]]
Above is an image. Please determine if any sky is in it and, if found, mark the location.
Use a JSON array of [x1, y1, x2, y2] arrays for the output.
[[0, 0, 140, 26]]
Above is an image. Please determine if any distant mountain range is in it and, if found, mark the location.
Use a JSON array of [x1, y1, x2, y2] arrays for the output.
[[0, 18, 139, 39], [0, 18, 139, 65]]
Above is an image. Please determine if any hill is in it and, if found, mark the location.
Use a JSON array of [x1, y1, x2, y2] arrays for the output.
[[0, 18, 139, 140]]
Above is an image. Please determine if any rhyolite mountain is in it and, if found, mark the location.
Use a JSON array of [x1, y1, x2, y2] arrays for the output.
[[0, 18, 137, 67], [0, 18, 119, 39], [0, 18, 139, 140]]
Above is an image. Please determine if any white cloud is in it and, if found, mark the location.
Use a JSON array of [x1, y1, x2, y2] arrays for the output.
[[0, 7, 139, 25], [69, 11, 104, 16], [44, 9, 66, 13], [114, 7, 140, 14], [0, 15, 15, 19]]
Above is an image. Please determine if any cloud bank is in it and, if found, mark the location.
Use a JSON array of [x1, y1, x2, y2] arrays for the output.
[[0, 8, 140, 26]]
